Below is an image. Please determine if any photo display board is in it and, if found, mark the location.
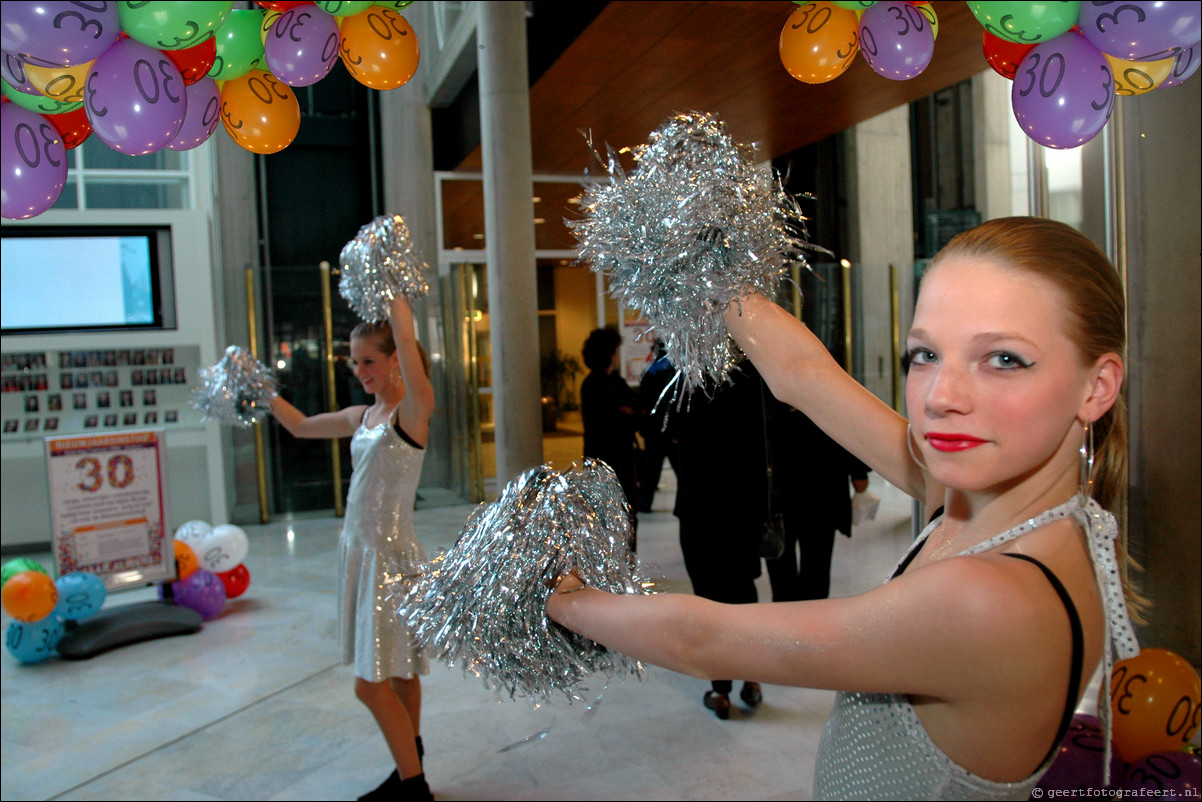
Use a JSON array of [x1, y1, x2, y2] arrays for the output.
[[45, 429, 174, 590]]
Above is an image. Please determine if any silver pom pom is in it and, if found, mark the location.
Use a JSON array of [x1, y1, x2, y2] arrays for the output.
[[191, 345, 278, 428], [405, 459, 656, 703], [339, 214, 430, 323], [568, 111, 822, 394]]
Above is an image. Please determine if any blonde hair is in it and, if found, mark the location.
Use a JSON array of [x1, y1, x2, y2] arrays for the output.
[[349, 321, 430, 377]]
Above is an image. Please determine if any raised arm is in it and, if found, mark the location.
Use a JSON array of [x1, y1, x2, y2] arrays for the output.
[[271, 394, 363, 440], [724, 292, 925, 500], [389, 294, 435, 444]]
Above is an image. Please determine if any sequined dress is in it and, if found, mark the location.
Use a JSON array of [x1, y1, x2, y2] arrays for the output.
[[812, 495, 1139, 801], [337, 409, 428, 682]]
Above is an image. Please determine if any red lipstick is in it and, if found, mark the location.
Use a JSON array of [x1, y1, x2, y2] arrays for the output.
[[926, 432, 986, 452]]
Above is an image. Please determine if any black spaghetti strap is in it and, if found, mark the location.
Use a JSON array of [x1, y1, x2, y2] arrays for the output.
[[1003, 553, 1086, 768], [391, 409, 425, 450]]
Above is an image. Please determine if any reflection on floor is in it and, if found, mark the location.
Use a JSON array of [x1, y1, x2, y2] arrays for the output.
[[2, 473, 923, 801]]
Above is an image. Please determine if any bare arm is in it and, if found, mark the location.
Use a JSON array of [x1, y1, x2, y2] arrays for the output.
[[271, 394, 363, 440], [724, 292, 925, 499], [389, 294, 435, 444]]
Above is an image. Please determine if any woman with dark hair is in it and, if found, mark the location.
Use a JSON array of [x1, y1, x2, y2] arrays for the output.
[[580, 327, 641, 547]]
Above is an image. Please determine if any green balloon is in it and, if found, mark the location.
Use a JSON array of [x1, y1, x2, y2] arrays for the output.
[[373, 1, 414, 10], [1, 79, 83, 115], [2, 558, 48, 589], [968, 1, 1082, 45], [316, 0, 375, 16], [829, 1, 876, 9], [208, 8, 266, 82], [118, 1, 234, 51]]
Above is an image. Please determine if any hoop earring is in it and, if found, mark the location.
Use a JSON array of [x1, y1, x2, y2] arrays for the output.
[[906, 423, 928, 470], [1078, 420, 1095, 498]]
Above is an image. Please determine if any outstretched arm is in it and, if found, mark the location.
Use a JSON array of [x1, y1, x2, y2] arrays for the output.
[[271, 395, 363, 440], [724, 292, 925, 500], [389, 294, 435, 444]]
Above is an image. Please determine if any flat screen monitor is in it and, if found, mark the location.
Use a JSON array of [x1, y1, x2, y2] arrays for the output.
[[1, 225, 176, 334]]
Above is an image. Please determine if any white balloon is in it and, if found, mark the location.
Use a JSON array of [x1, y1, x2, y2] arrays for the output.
[[174, 520, 212, 544], [197, 524, 248, 574]]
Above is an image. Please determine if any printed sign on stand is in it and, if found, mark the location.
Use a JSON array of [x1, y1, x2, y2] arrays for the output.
[[45, 429, 173, 590]]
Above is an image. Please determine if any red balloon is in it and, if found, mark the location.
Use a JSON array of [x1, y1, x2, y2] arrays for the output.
[[982, 29, 1036, 80], [163, 37, 217, 86], [216, 563, 251, 599], [256, 1, 313, 9], [45, 105, 92, 150]]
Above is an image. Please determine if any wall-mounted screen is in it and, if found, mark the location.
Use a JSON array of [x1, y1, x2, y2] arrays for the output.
[[0, 226, 176, 334]]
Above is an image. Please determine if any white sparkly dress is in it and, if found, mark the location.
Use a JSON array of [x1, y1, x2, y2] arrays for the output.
[[812, 495, 1139, 801], [337, 409, 429, 682]]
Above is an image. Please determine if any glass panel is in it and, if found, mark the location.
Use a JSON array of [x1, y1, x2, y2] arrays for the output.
[[80, 137, 185, 170], [51, 180, 78, 210], [1046, 147, 1084, 231], [441, 179, 485, 250], [533, 181, 583, 251], [85, 180, 186, 209]]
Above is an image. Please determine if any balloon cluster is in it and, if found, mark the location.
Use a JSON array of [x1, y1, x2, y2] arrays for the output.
[[1036, 649, 1201, 797], [3, 559, 107, 664], [779, 1, 1201, 150], [159, 520, 252, 621], [192, 345, 279, 428], [1, 1, 420, 220]]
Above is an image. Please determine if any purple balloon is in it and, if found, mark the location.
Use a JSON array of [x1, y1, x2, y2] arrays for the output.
[[84, 38, 187, 156], [1123, 751, 1201, 798], [2, 50, 42, 96], [1, 102, 68, 220], [264, 6, 340, 87], [1081, 1, 1202, 62], [859, 1, 936, 80], [1159, 40, 1201, 89], [166, 76, 221, 151], [172, 569, 226, 621], [1036, 713, 1127, 794], [1012, 32, 1114, 149], [0, 1, 122, 68]]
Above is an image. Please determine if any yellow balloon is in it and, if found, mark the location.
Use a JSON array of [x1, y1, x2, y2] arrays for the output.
[[261, 10, 281, 46], [1106, 53, 1175, 96], [914, 2, 939, 41], [25, 60, 94, 105]]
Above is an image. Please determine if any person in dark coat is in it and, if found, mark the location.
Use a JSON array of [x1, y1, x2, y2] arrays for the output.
[[580, 327, 640, 547], [765, 402, 869, 602], [669, 359, 768, 718], [636, 339, 678, 512]]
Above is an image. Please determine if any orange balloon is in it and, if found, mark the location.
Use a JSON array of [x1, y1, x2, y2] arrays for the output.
[[779, 1, 860, 84], [219, 69, 301, 154], [174, 539, 199, 581], [1105, 648, 1202, 763], [1, 570, 58, 623], [338, 7, 420, 90], [25, 60, 95, 105], [1105, 53, 1176, 96]]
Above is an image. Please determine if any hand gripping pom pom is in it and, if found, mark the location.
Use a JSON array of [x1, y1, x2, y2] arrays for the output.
[[567, 111, 826, 396], [339, 213, 431, 323], [404, 459, 657, 703], [191, 346, 278, 427]]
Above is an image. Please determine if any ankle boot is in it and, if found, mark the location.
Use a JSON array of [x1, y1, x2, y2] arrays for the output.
[[357, 769, 399, 801], [415, 735, 424, 766], [398, 772, 434, 801]]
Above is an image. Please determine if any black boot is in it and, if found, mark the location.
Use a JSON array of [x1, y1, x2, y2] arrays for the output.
[[398, 772, 434, 801], [357, 769, 398, 801], [415, 735, 424, 766]]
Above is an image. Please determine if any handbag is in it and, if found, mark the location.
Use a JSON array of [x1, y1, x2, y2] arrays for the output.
[[758, 380, 786, 560]]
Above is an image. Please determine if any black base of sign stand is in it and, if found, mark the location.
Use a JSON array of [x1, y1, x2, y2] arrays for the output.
[[57, 601, 202, 660]]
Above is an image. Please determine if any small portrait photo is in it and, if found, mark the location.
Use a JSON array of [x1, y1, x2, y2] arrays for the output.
[[87, 351, 101, 368], [90, 371, 103, 387], [104, 351, 116, 366], [1, 354, 13, 371], [118, 350, 131, 366], [106, 371, 118, 387], [3, 419, 18, 433], [132, 350, 146, 365], [17, 375, 30, 391], [15, 354, 30, 370], [131, 369, 144, 386], [143, 389, 157, 406], [103, 414, 118, 427], [72, 351, 86, 368], [2, 376, 15, 393], [123, 412, 137, 426], [146, 349, 159, 366], [58, 352, 71, 369], [163, 409, 177, 423], [146, 370, 158, 386], [84, 415, 99, 428], [35, 374, 48, 391], [24, 418, 38, 432], [73, 393, 88, 410], [96, 391, 111, 409], [75, 372, 89, 388], [48, 394, 62, 411], [162, 348, 174, 365], [160, 368, 172, 385], [44, 417, 59, 431], [24, 395, 38, 413], [173, 367, 187, 384], [120, 390, 134, 407], [145, 411, 159, 425], [31, 353, 46, 369], [60, 373, 74, 390]]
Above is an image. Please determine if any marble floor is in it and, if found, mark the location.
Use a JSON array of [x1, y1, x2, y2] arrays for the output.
[[3, 467, 923, 801]]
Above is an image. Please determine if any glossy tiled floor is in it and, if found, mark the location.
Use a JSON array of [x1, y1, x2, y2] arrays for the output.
[[2, 465, 922, 801]]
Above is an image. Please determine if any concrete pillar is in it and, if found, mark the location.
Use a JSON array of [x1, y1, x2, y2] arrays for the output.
[[845, 104, 914, 406], [971, 69, 1013, 222], [477, 1, 543, 483], [1121, 78, 1201, 666]]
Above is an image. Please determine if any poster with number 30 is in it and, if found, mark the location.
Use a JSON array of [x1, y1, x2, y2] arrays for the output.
[[45, 430, 173, 590]]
